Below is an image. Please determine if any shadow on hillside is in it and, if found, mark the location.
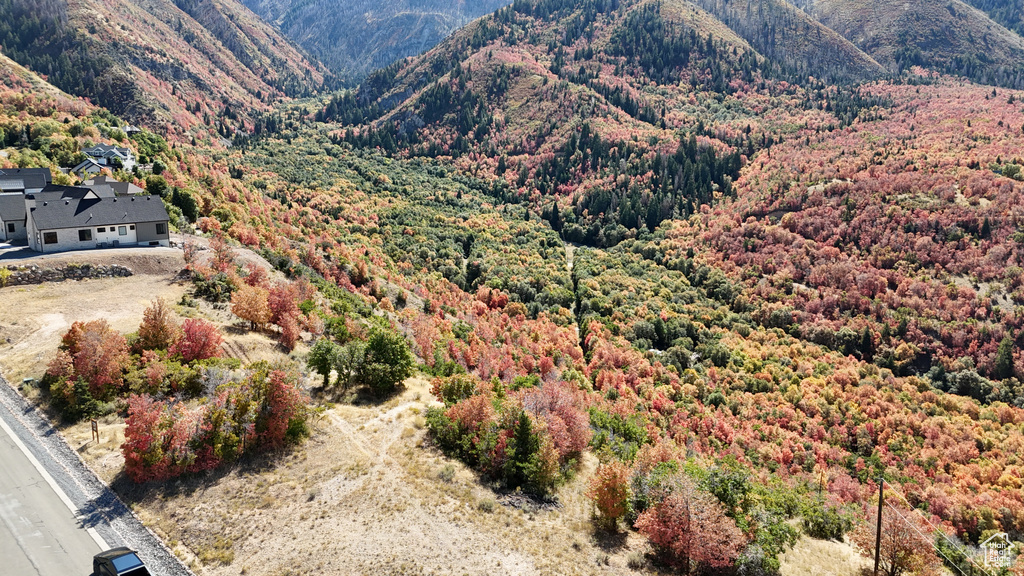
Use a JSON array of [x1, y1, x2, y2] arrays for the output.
[[592, 528, 629, 552]]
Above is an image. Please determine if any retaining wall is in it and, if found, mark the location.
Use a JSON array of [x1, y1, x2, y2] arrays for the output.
[[0, 264, 133, 287]]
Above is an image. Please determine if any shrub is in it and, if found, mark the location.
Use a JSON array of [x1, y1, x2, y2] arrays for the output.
[[802, 500, 854, 540], [588, 461, 631, 531], [170, 318, 223, 363], [360, 328, 414, 396], [431, 373, 481, 406]]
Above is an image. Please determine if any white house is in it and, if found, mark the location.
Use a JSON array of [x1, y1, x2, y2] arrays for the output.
[[26, 185, 169, 253], [82, 144, 136, 172]]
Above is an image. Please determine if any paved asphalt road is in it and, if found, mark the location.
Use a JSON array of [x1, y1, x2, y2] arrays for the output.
[[0, 377, 193, 576], [0, 419, 102, 576]]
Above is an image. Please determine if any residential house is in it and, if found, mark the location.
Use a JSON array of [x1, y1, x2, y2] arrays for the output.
[[0, 168, 51, 242], [26, 185, 170, 253], [82, 144, 136, 172], [0, 167, 52, 194], [82, 175, 144, 197], [71, 158, 105, 179], [0, 193, 26, 241]]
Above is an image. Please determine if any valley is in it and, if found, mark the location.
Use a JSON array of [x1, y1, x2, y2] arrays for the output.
[[1, 0, 1024, 575]]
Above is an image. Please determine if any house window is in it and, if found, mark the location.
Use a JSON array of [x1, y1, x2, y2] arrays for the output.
[[156, 223, 167, 235], [6, 223, 13, 233], [97, 227, 105, 233], [79, 229, 92, 242], [130, 225, 135, 230], [43, 232, 57, 244], [118, 226, 127, 236]]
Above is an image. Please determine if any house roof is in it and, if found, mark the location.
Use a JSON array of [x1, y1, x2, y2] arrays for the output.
[[83, 175, 143, 196], [28, 192, 168, 230], [0, 168, 52, 182], [0, 193, 26, 221], [83, 144, 133, 158], [38, 184, 111, 199], [0, 167, 53, 191], [72, 159, 104, 173]]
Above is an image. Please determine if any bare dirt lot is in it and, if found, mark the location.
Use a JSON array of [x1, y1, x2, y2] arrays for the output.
[[0, 248, 864, 576]]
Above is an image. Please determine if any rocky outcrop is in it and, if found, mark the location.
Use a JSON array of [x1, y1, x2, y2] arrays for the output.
[[0, 264, 133, 287]]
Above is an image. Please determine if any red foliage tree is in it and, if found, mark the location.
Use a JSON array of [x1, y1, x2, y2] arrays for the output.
[[521, 381, 591, 463], [634, 475, 744, 573], [278, 312, 301, 351], [122, 394, 171, 482], [242, 262, 270, 288], [170, 318, 223, 363], [60, 320, 130, 398]]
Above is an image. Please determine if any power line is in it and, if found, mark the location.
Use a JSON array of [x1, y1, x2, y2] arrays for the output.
[[883, 500, 976, 576], [879, 479, 997, 576]]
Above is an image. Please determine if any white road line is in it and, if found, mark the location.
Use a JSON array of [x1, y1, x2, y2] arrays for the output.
[[0, 413, 108, 550]]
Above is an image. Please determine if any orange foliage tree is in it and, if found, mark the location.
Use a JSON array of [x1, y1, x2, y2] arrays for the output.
[[137, 298, 179, 351], [231, 284, 271, 330], [587, 460, 631, 531]]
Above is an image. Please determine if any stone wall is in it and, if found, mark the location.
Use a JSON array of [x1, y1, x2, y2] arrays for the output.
[[0, 264, 133, 287]]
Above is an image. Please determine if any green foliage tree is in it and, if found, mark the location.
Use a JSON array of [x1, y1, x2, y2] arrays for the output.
[[360, 329, 414, 396], [307, 338, 339, 387], [146, 174, 169, 197], [994, 335, 1015, 380], [171, 188, 199, 223]]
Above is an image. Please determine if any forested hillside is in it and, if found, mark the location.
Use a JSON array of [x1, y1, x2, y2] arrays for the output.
[[5, 0, 1024, 574], [963, 0, 1024, 37], [791, 0, 1024, 87], [0, 0, 328, 135]]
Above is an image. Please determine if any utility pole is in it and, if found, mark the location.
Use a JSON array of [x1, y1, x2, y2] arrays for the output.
[[874, 478, 884, 576]]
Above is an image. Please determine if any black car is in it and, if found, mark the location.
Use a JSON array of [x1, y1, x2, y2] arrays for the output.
[[93, 547, 151, 576]]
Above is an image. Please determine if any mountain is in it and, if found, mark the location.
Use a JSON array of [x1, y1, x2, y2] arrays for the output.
[[239, 0, 513, 81], [962, 0, 1024, 37], [0, 0, 329, 135], [689, 0, 885, 81], [310, 0, 897, 248], [792, 0, 1024, 87]]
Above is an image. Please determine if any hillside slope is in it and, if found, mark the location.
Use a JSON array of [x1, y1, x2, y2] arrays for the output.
[[962, 0, 1024, 37], [240, 0, 512, 80], [0, 0, 328, 135], [690, 0, 885, 81], [793, 0, 1024, 87]]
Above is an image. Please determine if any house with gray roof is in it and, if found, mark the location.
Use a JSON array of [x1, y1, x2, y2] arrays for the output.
[[0, 167, 52, 194], [82, 144, 135, 172], [82, 175, 144, 197], [26, 186, 169, 253], [0, 193, 26, 241], [71, 158, 105, 179]]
